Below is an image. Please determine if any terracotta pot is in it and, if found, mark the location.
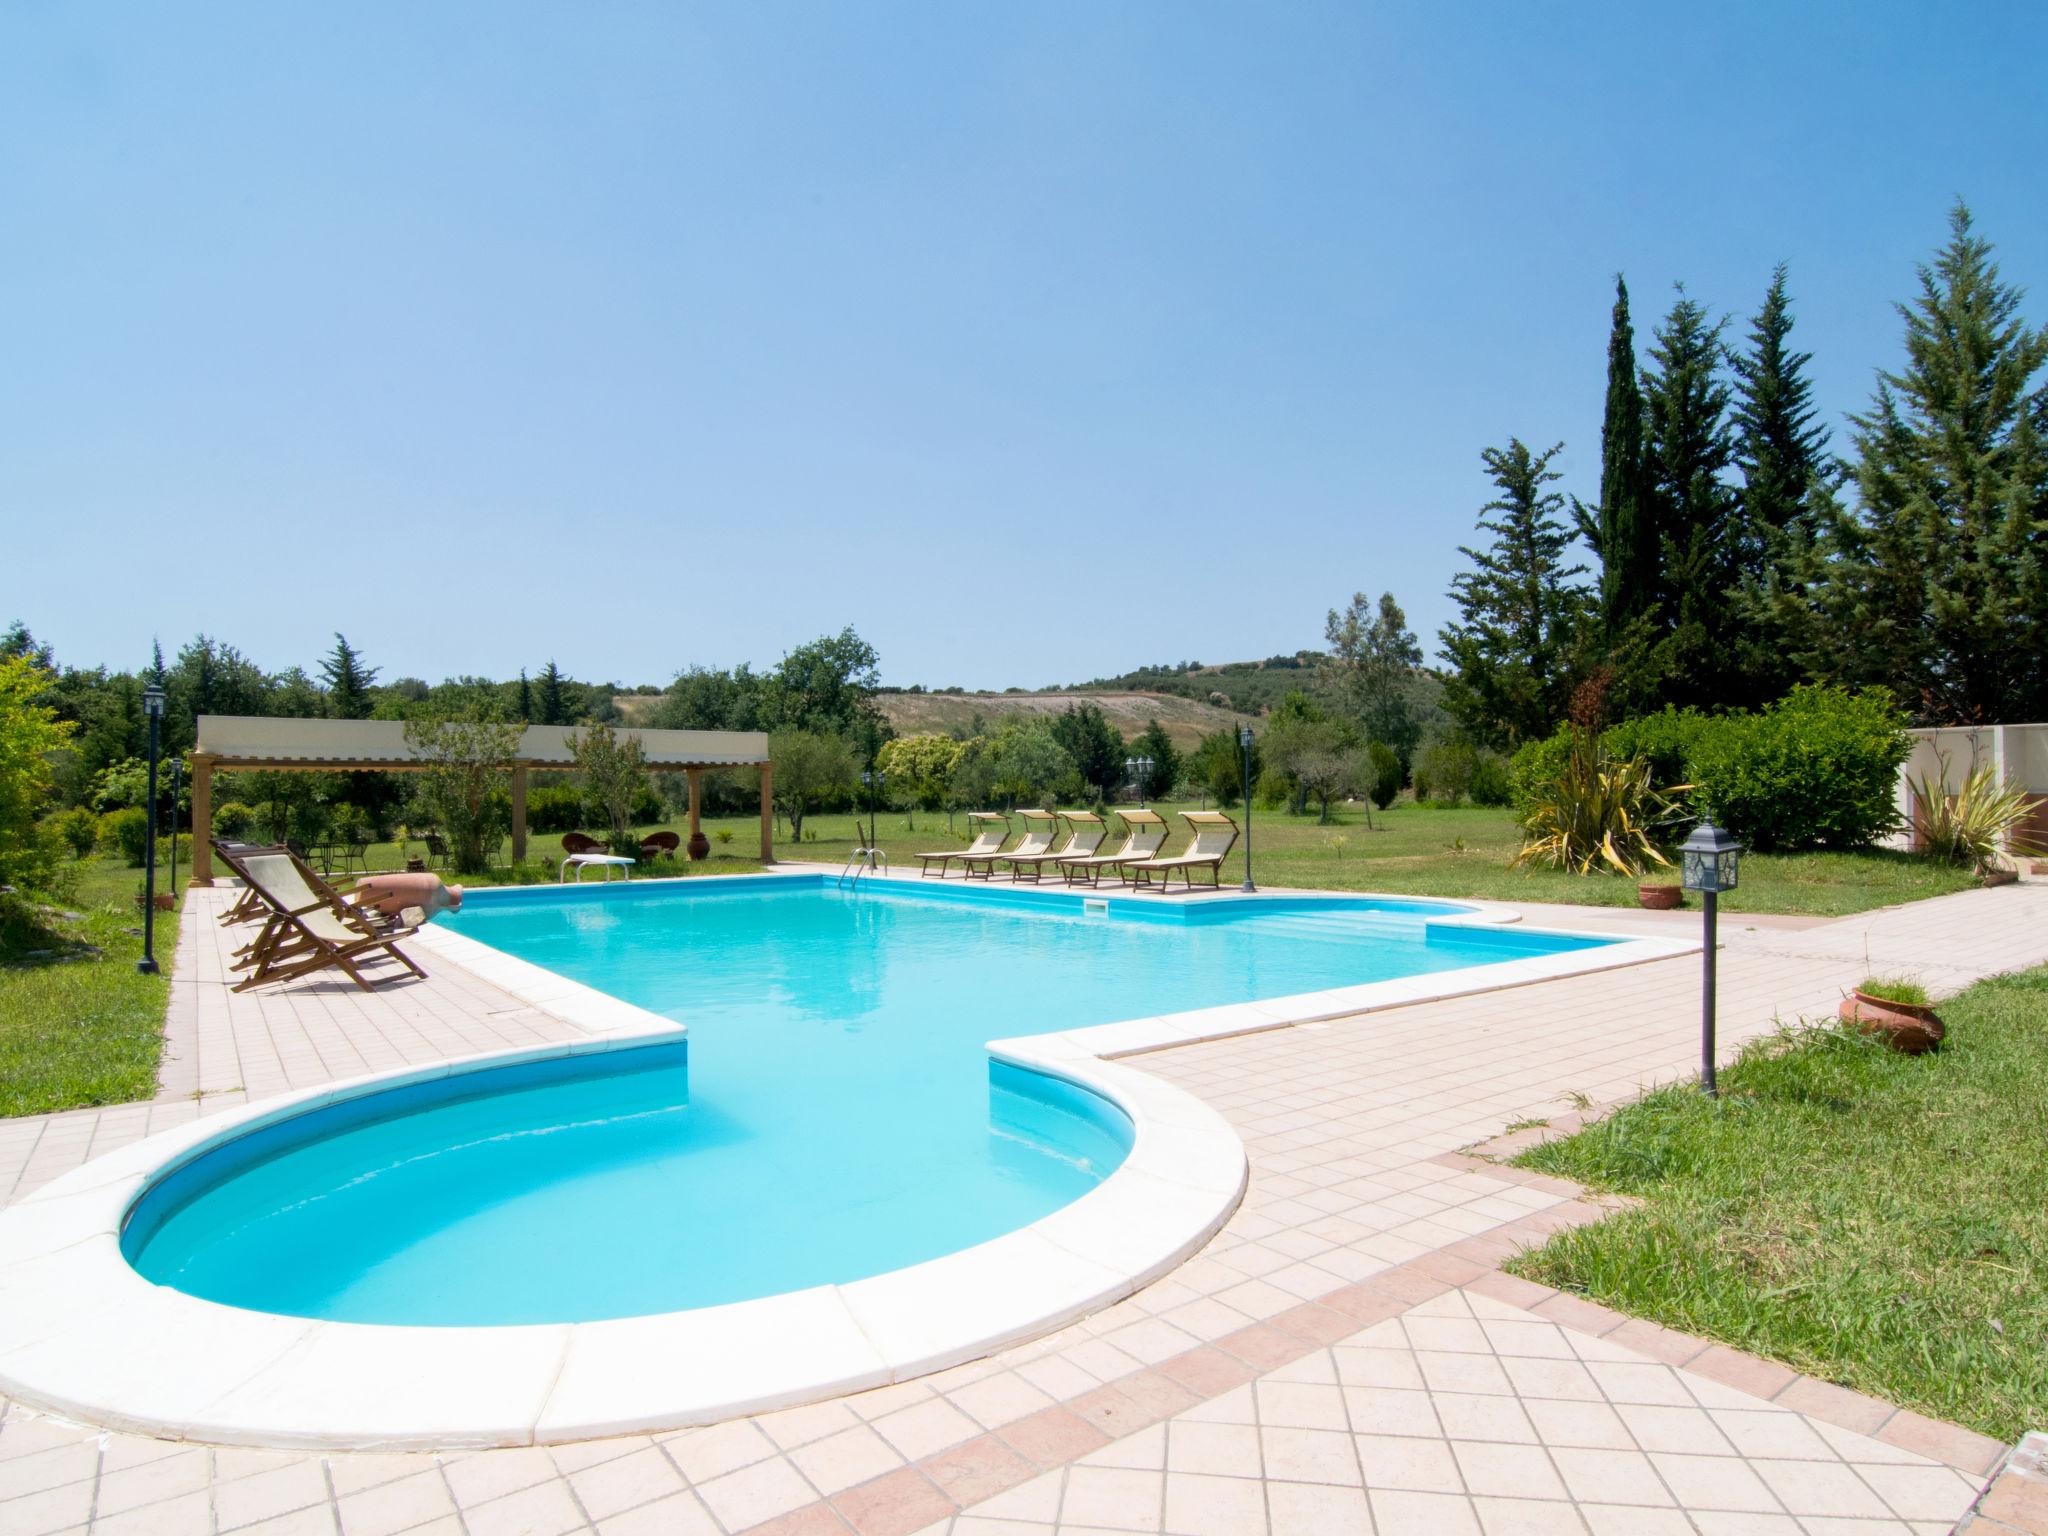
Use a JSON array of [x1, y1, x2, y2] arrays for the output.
[[1839, 991, 1945, 1054], [1981, 868, 2018, 887], [1638, 883, 1683, 910], [151, 892, 176, 912], [687, 831, 711, 862]]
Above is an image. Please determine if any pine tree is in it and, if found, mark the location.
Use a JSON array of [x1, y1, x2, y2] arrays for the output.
[[1440, 440, 1589, 746], [515, 669, 534, 724], [536, 660, 568, 726], [1575, 277, 1655, 634], [1810, 202, 2048, 722], [1726, 265, 1835, 705], [1641, 288, 1738, 705], [319, 634, 378, 719]]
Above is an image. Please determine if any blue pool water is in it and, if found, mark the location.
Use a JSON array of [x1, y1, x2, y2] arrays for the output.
[[124, 878, 1610, 1325]]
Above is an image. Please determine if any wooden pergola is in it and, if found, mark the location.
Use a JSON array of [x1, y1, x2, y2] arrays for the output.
[[185, 715, 775, 885]]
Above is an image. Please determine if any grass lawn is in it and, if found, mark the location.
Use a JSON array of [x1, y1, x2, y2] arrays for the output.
[[1508, 965, 2048, 1443], [741, 800, 1976, 918], [0, 860, 174, 1119]]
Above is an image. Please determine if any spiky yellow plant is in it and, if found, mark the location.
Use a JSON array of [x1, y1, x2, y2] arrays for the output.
[[1908, 760, 2042, 874], [1513, 732, 1686, 877]]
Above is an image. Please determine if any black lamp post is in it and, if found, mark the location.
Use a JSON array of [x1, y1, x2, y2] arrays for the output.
[[1125, 756, 1153, 809], [1238, 724, 1256, 893], [1679, 809, 1742, 1096], [138, 686, 165, 975]]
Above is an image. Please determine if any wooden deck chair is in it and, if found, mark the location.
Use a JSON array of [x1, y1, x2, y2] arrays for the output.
[[212, 842, 407, 960], [917, 812, 1010, 878], [971, 809, 1057, 880], [1126, 811, 1241, 893], [213, 839, 287, 925], [1058, 809, 1168, 886], [1003, 811, 1105, 883], [226, 849, 426, 993]]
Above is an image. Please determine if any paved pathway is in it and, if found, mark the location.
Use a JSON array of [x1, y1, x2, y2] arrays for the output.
[[2, 878, 2044, 1536]]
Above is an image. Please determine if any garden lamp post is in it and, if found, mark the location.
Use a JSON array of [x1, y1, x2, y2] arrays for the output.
[[1125, 756, 1153, 809], [138, 686, 165, 975], [1238, 725, 1256, 892], [1679, 810, 1742, 1096]]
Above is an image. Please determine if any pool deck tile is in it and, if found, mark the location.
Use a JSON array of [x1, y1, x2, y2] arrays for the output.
[[3, 877, 2047, 1533]]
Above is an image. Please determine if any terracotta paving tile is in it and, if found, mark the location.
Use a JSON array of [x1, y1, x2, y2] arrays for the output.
[[1772, 1374, 1897, 1436], [916, 1433, 1037, 1508], [1873, 1407, 2006, 1476], [736, 1503, 856, 1536], [1212, 1322, 1312, 1371], [1266, 1301, 1361, 1346], [997, 1406, 1111, 1468], [1601, 1318, 1708, 1368], [829, 1466, 956, 1536], [1687, 1345, 1801, 1400], [1151, 1346, 1260, 1398]]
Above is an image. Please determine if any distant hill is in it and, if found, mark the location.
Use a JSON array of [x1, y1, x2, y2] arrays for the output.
[[875, 690, 1249, 750], [1063, 652, 1330, 715]]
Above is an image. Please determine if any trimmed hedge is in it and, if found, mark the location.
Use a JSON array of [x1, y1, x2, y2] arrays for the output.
[[1686, 686, 1909, 852], [1510, 686, 1909, 853]]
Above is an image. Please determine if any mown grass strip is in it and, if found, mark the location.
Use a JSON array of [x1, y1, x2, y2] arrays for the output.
[[1510, 966, 2048, 1442]]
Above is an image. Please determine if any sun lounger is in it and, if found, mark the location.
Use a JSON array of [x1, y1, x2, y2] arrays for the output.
[[1003, 812, 1106, 883], [1058, 809, 1169, 886], [917, 812, 1010, 878], [221, 848, 426, 993], [213, 840, 287, 925], [971, 809, 1057, 880], [1126, 811, 1241, 893]]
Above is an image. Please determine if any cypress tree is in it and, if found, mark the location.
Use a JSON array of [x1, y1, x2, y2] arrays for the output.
[[1440, 439, 1589, 746], [1576, 277, 1654, 633], [1811, 203, 2048, 722], [515, 669, 534, 724], [1726, 265, 1834, 705], [1641, 289, 1738, 705]]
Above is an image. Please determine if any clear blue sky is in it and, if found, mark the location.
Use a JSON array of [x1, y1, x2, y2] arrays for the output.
[[4, 3, 2043, 690]]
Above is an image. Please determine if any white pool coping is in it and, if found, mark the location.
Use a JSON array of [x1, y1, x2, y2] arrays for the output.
[[0, 877, 1693, 1450]]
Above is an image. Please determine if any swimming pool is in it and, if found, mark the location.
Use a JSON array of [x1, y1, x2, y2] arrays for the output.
[[122, 878, 1611, 1327]]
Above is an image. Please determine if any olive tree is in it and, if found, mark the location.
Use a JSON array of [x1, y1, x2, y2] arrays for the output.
[[768, 726, 858, 844], [569, 722, 650, 848], [403, 711, 521, 873]]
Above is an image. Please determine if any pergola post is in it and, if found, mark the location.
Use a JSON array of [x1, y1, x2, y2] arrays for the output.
[[510, 765, 530, 864], [686, 767, 703, 858], [189, 754, 215, 886], [759, 761, 775, 863]]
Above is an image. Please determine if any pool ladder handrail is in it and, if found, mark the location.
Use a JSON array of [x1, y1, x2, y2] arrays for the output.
[[839, 841, 889, 887]]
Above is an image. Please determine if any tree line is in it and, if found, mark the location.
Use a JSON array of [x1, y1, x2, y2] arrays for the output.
[[1439, 202, 2048, 748]]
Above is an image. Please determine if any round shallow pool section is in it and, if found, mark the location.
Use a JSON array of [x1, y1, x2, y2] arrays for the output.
[[123, 1038, 1131, 1324]]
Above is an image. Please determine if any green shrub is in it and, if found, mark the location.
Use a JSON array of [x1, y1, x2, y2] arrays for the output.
[[1367, 742, 1401, 811], [1509, 731, 1575, 816], [51, 806, 100, 859], [211, 800, 256, 839], [1414, 737, 1477, 806], [1602, 707, 1711, 792], [523, 786, 590, 833], [98, 807, 151, 866], [1687, 685, 1909, 852], [1469, 751, 1512, 807]]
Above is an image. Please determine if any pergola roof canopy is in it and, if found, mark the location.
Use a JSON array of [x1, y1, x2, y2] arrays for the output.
[[192, 715, 769, 771]]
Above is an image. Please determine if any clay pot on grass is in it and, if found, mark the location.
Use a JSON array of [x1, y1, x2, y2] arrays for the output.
[[1638, 883, 1683, 910], [687, 831, 711, 861], [1839, 991, 1945, 1054], [1981, 868, 2018, 887]]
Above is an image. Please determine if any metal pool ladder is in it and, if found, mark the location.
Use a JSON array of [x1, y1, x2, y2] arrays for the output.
[[839, 842, 889, 887]]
